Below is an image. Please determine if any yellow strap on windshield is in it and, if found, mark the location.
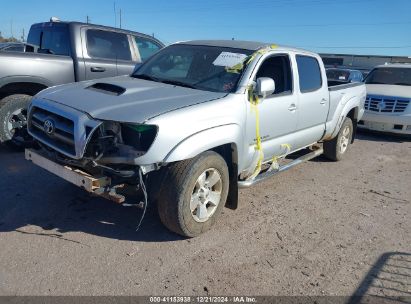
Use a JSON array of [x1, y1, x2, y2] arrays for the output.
[[225, 44, 278, 74]]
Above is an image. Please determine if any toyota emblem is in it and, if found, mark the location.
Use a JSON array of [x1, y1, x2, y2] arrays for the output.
[[43, 119, 55, 135]]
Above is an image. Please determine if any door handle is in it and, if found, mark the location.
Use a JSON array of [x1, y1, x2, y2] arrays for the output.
[[90, 67, 106, 72], [288, 104, 297, 111], [320, 98, 327, 105]]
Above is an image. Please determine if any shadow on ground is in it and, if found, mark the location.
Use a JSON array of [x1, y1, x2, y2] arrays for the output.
[[0, 128, 408, 243], [356, 129, 411, 143], [348, 252, 411, 304], [286, 130, 410, 164], [0, 145, 183, 243]]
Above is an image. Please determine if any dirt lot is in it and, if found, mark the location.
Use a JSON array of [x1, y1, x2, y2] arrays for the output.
[[0, 131, 410, 298]]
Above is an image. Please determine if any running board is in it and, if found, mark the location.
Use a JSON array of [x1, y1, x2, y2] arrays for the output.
[[238, 148, 324, 188]]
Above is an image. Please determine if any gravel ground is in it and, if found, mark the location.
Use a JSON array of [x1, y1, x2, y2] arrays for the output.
[[0, 131, 410, 298]]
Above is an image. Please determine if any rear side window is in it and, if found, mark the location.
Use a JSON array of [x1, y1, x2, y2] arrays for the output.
[[27, 23, 70, 56], [134, 36, 162, 61], [86, 30, 131, 61], [296, 55, 322, 92]]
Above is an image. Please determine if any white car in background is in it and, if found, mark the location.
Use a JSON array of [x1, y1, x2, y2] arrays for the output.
[[359, 63, 411, 135]]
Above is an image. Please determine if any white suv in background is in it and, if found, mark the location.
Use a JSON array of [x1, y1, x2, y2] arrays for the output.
[[359, 64, 411, 135]]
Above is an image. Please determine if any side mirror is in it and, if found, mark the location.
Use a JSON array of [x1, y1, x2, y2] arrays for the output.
[[256, 77, 275, 98]]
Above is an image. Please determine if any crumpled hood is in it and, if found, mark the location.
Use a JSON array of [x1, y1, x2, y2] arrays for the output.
[[37, 75, 227, 123], [365, 84, 411, 99]]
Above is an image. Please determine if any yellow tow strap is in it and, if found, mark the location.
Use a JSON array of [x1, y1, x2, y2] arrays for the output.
[[268, 143, 292, 172], [240, 44, 293, 181], [247, 88, 264, 180]]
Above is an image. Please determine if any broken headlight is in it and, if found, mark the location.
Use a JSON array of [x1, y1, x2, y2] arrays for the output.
[[85, 122, 158, 161], [120, 123, 158, 152]]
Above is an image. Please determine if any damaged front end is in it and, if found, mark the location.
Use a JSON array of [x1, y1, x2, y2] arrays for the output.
[[27, 101, 159, 204], [74, 121, 158, 178]]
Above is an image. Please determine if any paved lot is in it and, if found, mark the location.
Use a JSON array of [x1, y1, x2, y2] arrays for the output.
[[0, 131, 410, 297]]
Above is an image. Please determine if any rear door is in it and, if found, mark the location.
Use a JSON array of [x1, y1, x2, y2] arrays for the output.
[[83, 29, 130, 80], [294, 54, 329, 148]]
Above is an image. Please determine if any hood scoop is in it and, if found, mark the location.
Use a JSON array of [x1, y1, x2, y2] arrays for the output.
[[86, 83, 126, 96]]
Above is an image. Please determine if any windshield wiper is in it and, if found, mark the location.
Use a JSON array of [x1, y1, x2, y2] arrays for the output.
[[193, 71, 227, 86], [160, 79, 196, 89], [132, 74, 161, 82]]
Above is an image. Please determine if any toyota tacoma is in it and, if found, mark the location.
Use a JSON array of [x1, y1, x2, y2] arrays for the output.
[[25, 40, 366, 237]]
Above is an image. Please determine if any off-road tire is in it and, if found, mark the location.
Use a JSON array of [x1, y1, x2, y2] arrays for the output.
[[0, 94, 32, 148], [157, 151, 229, 237], [324, 117, 353, 161]]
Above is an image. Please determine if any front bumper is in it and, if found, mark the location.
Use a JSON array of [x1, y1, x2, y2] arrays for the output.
[[358, 111, 411, 135], [25, 149, 126, 203]]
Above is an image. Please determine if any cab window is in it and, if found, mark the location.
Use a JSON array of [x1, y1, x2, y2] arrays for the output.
[[27, 23, 70, 56], [296, 55, 322, 92], [134, 36, 162, 61], [86, 30, 131, 61]]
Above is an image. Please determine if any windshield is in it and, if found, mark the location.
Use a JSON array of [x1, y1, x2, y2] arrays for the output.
[[365, 67, 411, 86], [132, 44, 253, 93]]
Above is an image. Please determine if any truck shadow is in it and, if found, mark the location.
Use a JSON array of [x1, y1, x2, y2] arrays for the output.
[[347, 252, 411, 304], [0, 145, 184, 242], [286, 130, 409, 164]]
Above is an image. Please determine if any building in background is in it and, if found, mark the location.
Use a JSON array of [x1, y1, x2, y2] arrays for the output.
[[320, 53, 411, 73]]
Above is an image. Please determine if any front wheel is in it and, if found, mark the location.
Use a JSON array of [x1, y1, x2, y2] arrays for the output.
[[324, 117, 353, 161], [0, 94, 33, 148], [157, 151, 229, 237]]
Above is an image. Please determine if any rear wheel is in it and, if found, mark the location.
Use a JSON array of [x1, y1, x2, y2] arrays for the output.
[[157, 151, 229, 237], [324, 117, 353, 161], [0, 94, 33, 148]]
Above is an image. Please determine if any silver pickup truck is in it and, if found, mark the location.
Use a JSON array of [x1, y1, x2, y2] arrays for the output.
[[26, 40, 366, 237], [0, 19, 163, 147]]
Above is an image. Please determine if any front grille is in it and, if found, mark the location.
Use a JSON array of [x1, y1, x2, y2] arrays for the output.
[[29, 107, 75, 155], [365, 95, 410, 113]]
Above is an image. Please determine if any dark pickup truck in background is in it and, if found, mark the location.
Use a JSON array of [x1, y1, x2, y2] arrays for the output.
[[0, 19, 164, 146]]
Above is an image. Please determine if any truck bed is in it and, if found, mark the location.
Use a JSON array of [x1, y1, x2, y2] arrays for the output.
[[0, 52, 75, 88], [327, 80, 363, 91], [324, 80, 366, 139]]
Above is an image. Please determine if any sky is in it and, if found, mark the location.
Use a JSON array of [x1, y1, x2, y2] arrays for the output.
[[0, 0, 410, 56]]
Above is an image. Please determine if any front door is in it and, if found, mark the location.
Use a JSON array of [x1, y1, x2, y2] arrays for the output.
[[245, 54, 298, 167]]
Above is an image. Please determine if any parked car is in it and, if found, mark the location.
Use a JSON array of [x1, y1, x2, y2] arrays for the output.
[[25, 40, 365, 236], [358, 63, 411, 135], [326, 68, 364, 83], [0, 42, 26, 52], [0, 19, 164, 147]]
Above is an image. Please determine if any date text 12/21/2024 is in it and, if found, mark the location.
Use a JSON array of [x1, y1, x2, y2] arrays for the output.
[[149, 296, 257, 303]]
